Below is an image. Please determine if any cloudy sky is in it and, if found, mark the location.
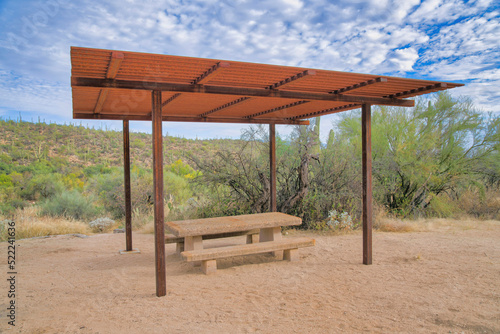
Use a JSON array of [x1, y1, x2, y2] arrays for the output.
[[0, 0, 498, 140]]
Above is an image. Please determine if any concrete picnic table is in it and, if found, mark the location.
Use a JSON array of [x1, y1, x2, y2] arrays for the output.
[[165, 212, 302, 253]]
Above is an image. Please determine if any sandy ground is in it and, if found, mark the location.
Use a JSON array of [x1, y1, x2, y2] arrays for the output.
[[1, 221, 499, 334]]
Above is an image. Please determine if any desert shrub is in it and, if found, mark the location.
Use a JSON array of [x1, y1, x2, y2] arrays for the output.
[[0, 199, 28, 216], [88, 217, 115, 233], [428, 194, 460, 218], [373, 218, 420, 232], [88, 170, 154, 218], [132, 138, 146, 149], [326, 210, 355, 230], [83, 164, 114, 178], [62, 172, 85, 191], [191, 122, 360, 226], [310, 210, 356, 231], [167, 159, 201, 179], [164, 171, 192, 204], [40, 190, 99, 221], [29, 159, 55, 174], [87, 168, 192, 219], [456, 188, 500, 219], [0, 153, 12, 164], [87, 171, 124, 217], [0, 207, 91, 240], [0, 220, 9, 241], [131, 207, 154, 229], [0, 174, 13, 188], [22, 173, 64, 201]]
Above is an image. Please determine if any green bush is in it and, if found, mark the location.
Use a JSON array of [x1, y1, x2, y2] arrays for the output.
[[167, 159, 201, 179], [132, 138, 146, 149], [87, 172, 125, 218], [428, 194, 460, 218], [165, 171, 192, 204], [83, 164, 114, 177], [22, 174, 64, 201], [40, 190, 100, 221], [0, 174, 13, 188], [87, 169, 193, 219]]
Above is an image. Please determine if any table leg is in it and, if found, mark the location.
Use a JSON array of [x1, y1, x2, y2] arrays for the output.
[[185, 236, 202, 266], [176, 241, 184, 255], [246, 233, 259, 244], [259, 227, 283, 259]]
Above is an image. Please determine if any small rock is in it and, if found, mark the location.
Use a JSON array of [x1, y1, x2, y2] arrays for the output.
[[113, 228, 125, 234]]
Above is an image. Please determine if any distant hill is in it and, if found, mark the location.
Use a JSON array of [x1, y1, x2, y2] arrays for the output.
[[0, 118, 243, 172]]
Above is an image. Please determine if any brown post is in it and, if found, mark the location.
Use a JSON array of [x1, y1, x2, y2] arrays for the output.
[[362, 104, 372, 265], [152, 90, 166, 296], [269, 123, 277, 212], [123, 120, 132, 251]]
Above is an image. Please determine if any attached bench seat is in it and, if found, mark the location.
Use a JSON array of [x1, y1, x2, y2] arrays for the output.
[[181, 237, 315, 274], [165, 229, 260, 253]]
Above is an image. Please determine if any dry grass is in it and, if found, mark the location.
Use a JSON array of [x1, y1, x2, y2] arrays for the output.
[[373, 205, 425, 232], [374, 218, 425, 232], [374, 216, 500, 233], [137, 203, 170, 234], [456, 188, 500, 220], [139, 221, 156, 234], [0, 206, 91, 241], [415, 217, 500, 231], [132, 208, 155, 232], [3, 205, 498, 242]]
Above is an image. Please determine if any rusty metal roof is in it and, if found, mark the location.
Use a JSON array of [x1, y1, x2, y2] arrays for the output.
[[71, 47, 463, 125]]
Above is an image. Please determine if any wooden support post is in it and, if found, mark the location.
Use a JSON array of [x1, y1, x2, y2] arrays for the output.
[[123, 120, 132, 251], [362, 104, 373, 265], [152, 90, 166, 297], [269, 123, 277, 212]]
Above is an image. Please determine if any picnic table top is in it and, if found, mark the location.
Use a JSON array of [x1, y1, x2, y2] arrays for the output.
[[165, 212, 302, 237]]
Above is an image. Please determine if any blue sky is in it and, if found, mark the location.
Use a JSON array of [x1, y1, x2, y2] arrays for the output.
[[0, 0, 498, 140]]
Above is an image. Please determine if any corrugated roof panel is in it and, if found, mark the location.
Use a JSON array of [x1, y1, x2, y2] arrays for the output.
[[70, 46, 464, 123]]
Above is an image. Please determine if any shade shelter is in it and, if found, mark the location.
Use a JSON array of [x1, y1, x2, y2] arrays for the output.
[[70, 46, 463, 297]]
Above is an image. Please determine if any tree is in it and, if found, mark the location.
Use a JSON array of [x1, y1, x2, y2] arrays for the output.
[[337, 92, 500, 216]]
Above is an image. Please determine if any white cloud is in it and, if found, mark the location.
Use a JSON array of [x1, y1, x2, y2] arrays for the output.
[[389, 0, 420, 22], [391, 47, 420, 71], [0, 0, 498, 138], [451, 80, 500, 113], [281, 0, 304, 10], [0, 73, 71, 116]]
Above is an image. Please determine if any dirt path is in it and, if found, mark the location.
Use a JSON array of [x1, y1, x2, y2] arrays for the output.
[[1, 221, 499, 333]]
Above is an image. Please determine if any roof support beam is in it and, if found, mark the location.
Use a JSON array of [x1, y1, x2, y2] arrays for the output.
[[329, 77, 387, 94], [385, 83, 447, 98], [245, 100, 309, 119], [93, 89, 109, 114], [72, 77, 415, 107], [192, 62, 230, 85], [288, 103, 360, 120], [73, 112, 309, 125], [162, 93, 181, 109], [93, 52, 124, 114], [106, 52, 124, 79], [199, 97, 251, 117], [267, 70, 316, 89]]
